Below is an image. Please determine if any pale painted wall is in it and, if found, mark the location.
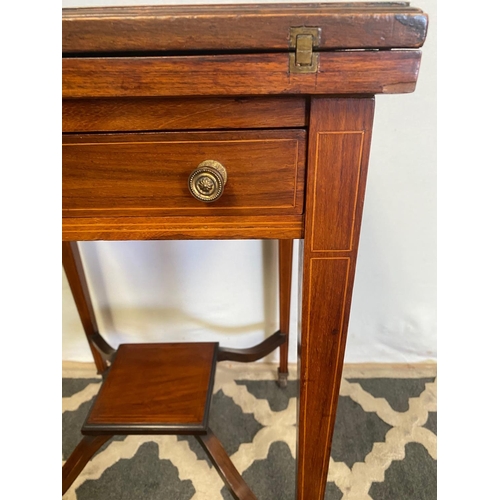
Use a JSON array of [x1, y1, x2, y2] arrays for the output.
[[62, 0, 436, 364]]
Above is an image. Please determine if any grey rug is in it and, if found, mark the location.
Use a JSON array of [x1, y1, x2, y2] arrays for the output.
[[62, 364, 436, 499]]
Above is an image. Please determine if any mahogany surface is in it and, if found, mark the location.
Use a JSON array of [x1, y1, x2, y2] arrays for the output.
[[279, 239, 294, 382], [297, 97, 375, 498], [62, 3, 427, 498], [218, 330, 287, 363], [62, 214, 305, 241], [63, 97, 307, 133], [63, 50, 421, 98], [63, 130, 306, 218], [83, 343, 217, 435], [62, 2, 427, 53]]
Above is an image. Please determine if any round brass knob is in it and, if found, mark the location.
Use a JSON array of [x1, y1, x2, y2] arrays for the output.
[[188, 160, 227, 203]]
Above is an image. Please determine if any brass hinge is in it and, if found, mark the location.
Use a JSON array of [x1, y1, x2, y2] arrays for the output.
[[289, 27, 321, 74]]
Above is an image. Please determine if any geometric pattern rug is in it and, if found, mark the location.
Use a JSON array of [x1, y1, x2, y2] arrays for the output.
[[62, 362, 437, 500]]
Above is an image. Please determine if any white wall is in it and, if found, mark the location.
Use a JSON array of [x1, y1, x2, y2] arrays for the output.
[[62, 0, 436, 364]]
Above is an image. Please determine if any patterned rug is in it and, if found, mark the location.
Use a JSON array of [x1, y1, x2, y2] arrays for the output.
[[62, 362, 436, 499]]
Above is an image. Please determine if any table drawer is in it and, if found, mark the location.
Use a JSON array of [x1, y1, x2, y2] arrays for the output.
[[63, 130, 306, 217], [63, 97, 307, 133]]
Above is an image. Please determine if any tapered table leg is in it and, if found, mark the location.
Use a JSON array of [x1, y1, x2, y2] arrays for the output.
[[63, 241, 115, 374], [278, 239, 293, 387], [296, 98, 375, 499]]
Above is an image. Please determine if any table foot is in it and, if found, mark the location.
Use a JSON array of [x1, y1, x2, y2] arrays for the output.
[[277, 368, 288, 388]]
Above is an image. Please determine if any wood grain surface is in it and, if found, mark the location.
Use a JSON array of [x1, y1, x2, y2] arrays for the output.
[[279, 239, 293, 378], [63, 50, 421, 98], [63, 130, 306, 218], [62, 215, 304, 241], [83, 343, 218, 434], [62, 3, 427, 53], [297, 98, 375, 499], [63, 97, 307, 133], [217, 330, 287, 363]]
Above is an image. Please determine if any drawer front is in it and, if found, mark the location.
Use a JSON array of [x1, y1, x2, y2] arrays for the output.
[[63, 130, 306, 217], [63, 97, 307, 133]]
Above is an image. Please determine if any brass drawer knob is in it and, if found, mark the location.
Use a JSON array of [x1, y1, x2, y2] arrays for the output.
[[188, 160, 227, 202]]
